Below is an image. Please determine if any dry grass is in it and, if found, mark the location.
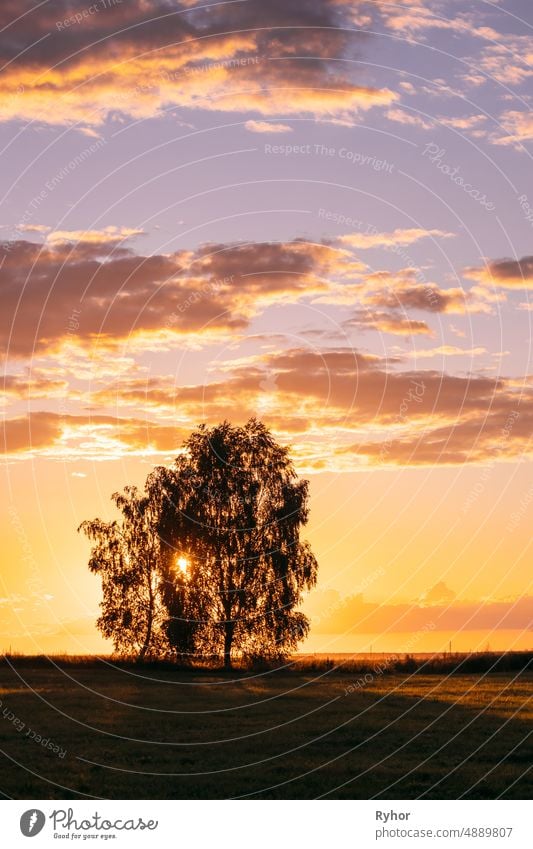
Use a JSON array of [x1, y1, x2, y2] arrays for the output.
[[0, 655, 531, 799]]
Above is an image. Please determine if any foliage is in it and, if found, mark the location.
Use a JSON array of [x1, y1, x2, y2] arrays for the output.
[[78, 486, 168, 660], [148, 418, 318, 666], [80, 419, 318, 666]]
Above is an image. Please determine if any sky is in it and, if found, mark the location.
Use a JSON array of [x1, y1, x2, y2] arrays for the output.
[[1, 0, 532, 655]]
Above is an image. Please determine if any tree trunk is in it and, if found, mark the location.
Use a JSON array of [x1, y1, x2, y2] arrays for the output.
[[137, 610, 152, 662], [224, 620, 234, 669], [138, 571, 154, 662]]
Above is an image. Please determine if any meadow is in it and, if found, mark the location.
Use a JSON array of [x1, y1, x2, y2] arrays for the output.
[[0, 654, 531, 799]]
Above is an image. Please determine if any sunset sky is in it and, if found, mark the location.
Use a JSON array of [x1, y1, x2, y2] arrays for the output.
[[1, 0, 532, 655]]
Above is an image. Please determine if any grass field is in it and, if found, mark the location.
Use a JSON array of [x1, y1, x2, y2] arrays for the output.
[[0, 656, 531, 799]]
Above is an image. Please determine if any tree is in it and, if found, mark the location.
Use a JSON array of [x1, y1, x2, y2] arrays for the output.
[[147, 418, 318, 668], [78, 486, 167, 661]]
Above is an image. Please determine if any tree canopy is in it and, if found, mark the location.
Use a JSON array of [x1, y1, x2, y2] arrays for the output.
[[78, 486, 168, 661], [80, 419, 318, 666]]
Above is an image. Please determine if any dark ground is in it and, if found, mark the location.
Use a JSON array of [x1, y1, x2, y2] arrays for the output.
[[0, 657, 531, 799]]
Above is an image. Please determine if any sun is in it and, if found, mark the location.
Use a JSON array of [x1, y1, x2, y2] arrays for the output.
[[176, 556, 189, 575]]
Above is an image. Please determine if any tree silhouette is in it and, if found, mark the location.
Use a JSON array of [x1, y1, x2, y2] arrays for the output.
[[80, 419, 318, 666], [148, 419, 318, 667], [79, 486, 167, 661]]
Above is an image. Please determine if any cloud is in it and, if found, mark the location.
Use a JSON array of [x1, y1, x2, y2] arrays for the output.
[[345, 310, 434, 336], [18, 224, 52, 234], [361, 280, 475, 315], [93, 345, 523, 430], [244, 120, 293, 133], [0, 0, 396, 127], [0, 411, 188, 457], [0, 236, 361, 357], [253, 348, 515, 423], [311, 592, 533, 634], [492, 111, 533, 147], [438, 114, 487, 131], [464, 256, 533, 289], [464, 35, 533, 88], [1, 412, 64, 454], [385, 108, 434, 130], [3, 344, 531, 467], [349, 404, 530, 466], [420, 581, 456, 605], [46, 226, 144, 246], [314, 268, 494, 318], [338, 227, 453, 250], [404, 345, 487, 359], [1, 371, 68, 401], [374, 1, 500, 40]]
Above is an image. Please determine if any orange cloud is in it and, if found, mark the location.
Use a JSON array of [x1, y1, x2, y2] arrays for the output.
[[0, 236, 360, 357], [464, 256, 533, 289], [244, 120, 293, 133], [361, 281, 475, 315], [1, 371, 68, 402], [310, 591, 533, 634], [338, 227, 453, 250], [1, 412, 188, 457], [46, 227, 144, 246], [404, 345, 487, 359], [3, 344, 531, 467], [0, 0, 396, 127], [68, 346, 532, 468], [385, 108, 434, 130], [492, 111, 533, 147], [344, 310, 434, 336]]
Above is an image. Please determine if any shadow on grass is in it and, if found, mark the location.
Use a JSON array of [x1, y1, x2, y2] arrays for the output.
[[0, 658, 531, 799]]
